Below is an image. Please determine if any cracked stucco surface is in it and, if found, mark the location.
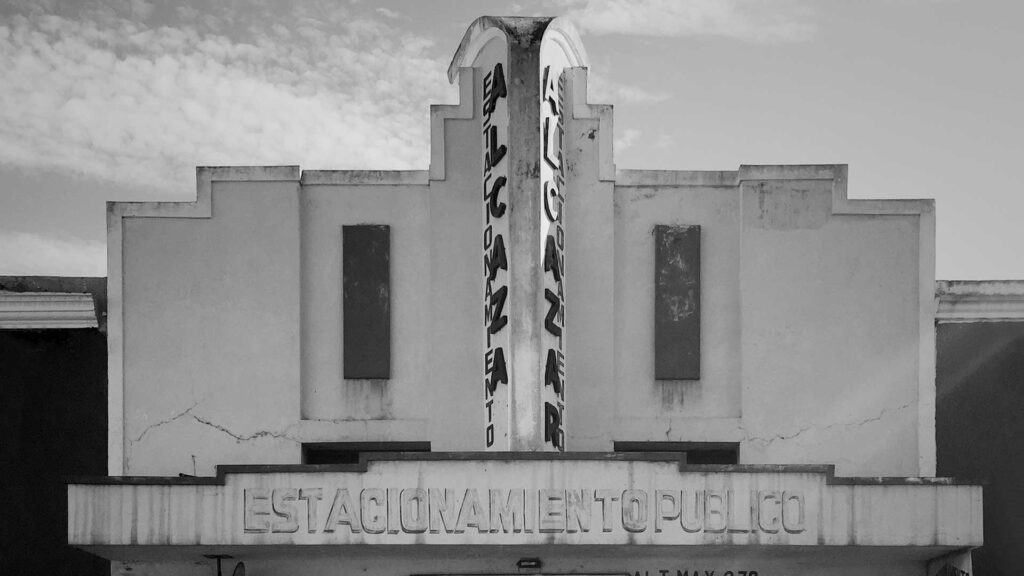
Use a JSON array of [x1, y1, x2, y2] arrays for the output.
[[745, 401, 914, 447], [131, 402, 299, 445], [127, 400, 301, 473]]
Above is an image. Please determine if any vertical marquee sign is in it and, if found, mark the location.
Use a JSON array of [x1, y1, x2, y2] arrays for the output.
[[536, 22, 579, 452], [539, 62, 566, 451], [483, 59, 510, 450], [469, 17, 585, 452]]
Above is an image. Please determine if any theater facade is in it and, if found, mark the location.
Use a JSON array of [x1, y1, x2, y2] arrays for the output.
[[67, 16, 981, 576]]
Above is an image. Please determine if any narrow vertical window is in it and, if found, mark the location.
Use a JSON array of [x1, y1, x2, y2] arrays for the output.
[[343, 225, 390, 379], [654, 225, 700, 380]]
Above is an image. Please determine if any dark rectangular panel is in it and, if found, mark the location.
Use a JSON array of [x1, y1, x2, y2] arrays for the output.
[[343, 225, 390, 379], [654, 225, 700, 380], [613, 442, 739, 465], [0, 329, 109, 576], [302, 442, 430, 464]]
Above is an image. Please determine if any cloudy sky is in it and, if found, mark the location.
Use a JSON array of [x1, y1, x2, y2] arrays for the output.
[[0, 0, 1021, 279]]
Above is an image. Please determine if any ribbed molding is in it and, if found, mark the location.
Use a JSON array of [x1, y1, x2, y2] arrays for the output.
[[0, 291, 97, 329]]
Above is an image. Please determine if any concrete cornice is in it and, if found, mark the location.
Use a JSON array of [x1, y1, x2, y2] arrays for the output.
[[69, 452, 979, 487], [109, 165, 300, 219], [615, 170, 738, 187], [300, 170, 428, 186], [936, 280, 1024, 322], [565, 67, 615, 182], [613, 165, 934, 215], [429, 67, 475, 182], [0, 291, 98, 329]]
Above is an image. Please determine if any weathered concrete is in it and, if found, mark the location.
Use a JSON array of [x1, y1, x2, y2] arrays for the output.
[[0, 291, 97, 329], [0, 275, 106, 329], [68, 457, 981, 548], [936, 279, 1024, 322], [74, 544, 972, 576], [116, 173, 303, 475]]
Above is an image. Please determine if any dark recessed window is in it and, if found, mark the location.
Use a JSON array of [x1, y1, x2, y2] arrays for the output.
[[343, 224, 391, 379], [654, 224, 701, 380], [614, 442, 738, 465], [301, 442, 430, 465]]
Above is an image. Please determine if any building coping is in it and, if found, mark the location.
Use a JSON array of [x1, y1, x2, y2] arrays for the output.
[[0, 276, 106, 330], [615, 170, 739, 187], [300, 170, 429, 186], [616, 165, 843, 187], [67, 452, 981, 486], [936, 280, 1024, 322]]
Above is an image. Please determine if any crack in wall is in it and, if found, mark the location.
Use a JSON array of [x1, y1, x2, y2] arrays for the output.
[[189, 414, 298, 443], [745, 401, 914, 447], [129, 401, 298, 446], [130, 401, 200, 444]]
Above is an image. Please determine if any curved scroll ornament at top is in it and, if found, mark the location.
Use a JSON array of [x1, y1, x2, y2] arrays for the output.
[[447, 16, 590, 83]]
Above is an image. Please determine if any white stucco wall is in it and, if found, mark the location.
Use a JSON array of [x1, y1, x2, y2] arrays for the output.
[[738, 184, 921, 475], [604, 171, 929, 477], [120, 179, 302, 475]]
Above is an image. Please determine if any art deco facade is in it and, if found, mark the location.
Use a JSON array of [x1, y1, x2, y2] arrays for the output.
[[1, 15, 1002, 576]]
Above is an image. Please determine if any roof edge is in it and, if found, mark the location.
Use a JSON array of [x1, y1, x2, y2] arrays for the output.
[[66, 452, 983, 487]]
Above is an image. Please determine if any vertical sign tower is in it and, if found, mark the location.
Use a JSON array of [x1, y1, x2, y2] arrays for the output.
[[451, 17, 587, 451]]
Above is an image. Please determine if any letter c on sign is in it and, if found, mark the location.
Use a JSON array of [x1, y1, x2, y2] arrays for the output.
[[757, 491, 781, 533], [361, 488, 387, 534], [544, 181, 561, 222]]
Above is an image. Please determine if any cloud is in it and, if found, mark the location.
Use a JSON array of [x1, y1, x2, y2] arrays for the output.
[[375, 7, 402, 19], [615, 128, 642, 153], [587, 72, 670, 104], [0, 1, 455, 195], [0, 232, 106, 275], [557, 0, 815, 43], [653, 133, 676, 149]]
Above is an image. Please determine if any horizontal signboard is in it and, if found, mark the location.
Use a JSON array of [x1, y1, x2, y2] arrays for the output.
[[68, 456, 981, 547]]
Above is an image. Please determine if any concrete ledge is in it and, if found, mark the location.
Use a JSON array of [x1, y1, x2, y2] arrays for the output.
[[109, 166, 300, 219], [0, 276, 106, 330], [67, 452, 979, 487], [737, 164, 838, 182], [0, 291, 97, 329], [614, 165, 934, 216], [936, 280, 1024, 322], [199, 165, 300, 182], [300, 170, 428, 186], [616, 170, 737, 187]]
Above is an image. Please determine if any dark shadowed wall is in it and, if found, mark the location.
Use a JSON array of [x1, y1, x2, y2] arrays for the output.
[[0, 328, 108, 576], [937, 322, 1024, 576]]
